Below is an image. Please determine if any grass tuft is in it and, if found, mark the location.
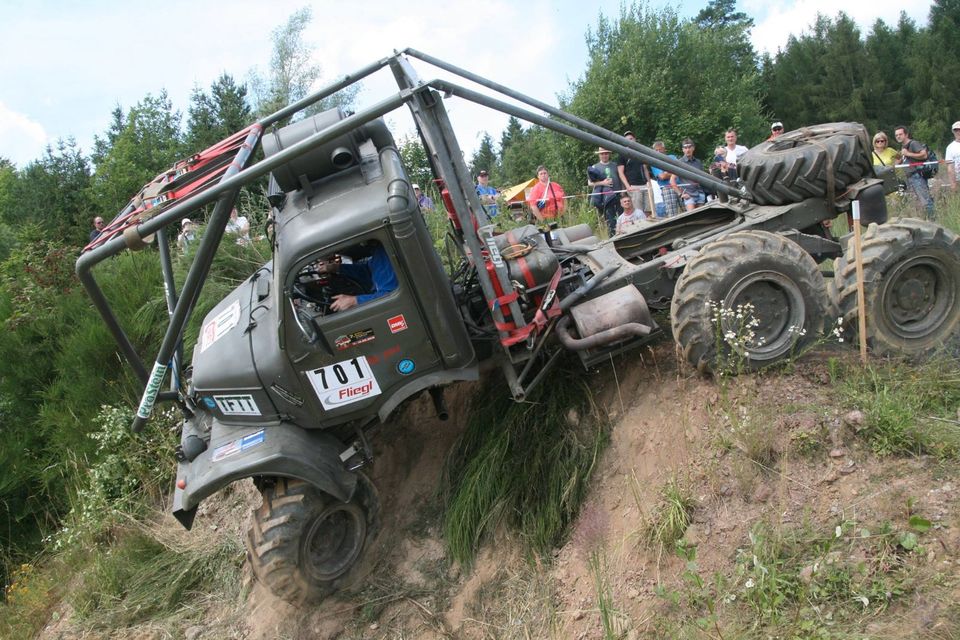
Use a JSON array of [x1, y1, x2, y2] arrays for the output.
[[70, 527, 243, 629], [442, 365, 608, 566], [644, 477, 695, 548], [831, 355, 960, 458]]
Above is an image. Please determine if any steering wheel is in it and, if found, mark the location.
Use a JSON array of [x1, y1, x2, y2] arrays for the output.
[[293, 271, 368, 316]]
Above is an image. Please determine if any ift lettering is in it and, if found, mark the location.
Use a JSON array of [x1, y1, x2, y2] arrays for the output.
[[339, 381, 372, 399]]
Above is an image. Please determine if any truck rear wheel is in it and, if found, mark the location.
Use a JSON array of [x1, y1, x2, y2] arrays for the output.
[[738, 123, 873, 205], [245, 475, 380, 605], [671, 230, 831, 373], [831, 218, 960, 356]]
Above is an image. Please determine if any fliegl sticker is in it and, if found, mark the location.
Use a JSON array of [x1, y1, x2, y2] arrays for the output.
[[306, 356, 382, 410]]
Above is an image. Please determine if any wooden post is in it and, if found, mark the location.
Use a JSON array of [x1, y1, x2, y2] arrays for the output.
[[851, 200, 868, 364]]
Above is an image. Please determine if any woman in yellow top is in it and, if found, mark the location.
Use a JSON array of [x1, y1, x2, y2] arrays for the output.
[[872, 132, 898, 167]]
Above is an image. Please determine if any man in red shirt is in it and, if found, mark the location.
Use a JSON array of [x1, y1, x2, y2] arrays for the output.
[[526, 165, 567, 220]]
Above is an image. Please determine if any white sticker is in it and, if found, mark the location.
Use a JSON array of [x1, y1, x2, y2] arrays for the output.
[[199, 300, 241, 353], [213, 394, 261, 416], [306, 355, 382, 410], [212, 429, 265, 462]]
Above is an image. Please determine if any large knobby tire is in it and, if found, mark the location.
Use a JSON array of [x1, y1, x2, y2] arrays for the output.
[[671, 230, 831, 373], [245, 475, 381, 606], [739, 123, 873, 205], [830, 218, 960, 356]]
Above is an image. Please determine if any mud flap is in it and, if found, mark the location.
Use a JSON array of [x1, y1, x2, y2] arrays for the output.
[[172, 420, 356, 530]]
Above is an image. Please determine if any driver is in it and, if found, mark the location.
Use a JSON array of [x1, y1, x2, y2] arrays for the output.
[[315, 243, 398, 312]]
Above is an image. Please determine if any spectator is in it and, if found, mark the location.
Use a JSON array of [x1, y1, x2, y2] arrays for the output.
[[412, 184, 434, 211], [178, 219, 197, 252], [615, 192, 648, 235], [871, 132, 898, 168], [945, 121, 960, 190], [225, 208, 251, 245], [650, 141, 680, 218], [767, 122, 784, 141], [526, 165, 566, 221], [475, 170, 499, 217], [676, 138, 706, 211], [894, 125, 934, 219], [588, 146, 623, 235], [617, 131, 651, 214], [89, 216, 105, 243], [723, 128, 748, 180]]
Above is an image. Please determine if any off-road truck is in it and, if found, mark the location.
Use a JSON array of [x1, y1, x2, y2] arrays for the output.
[[77, 50, 960, 604]]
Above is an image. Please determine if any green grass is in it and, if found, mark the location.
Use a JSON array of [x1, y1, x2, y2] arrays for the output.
[[70, 528, 243, 630], [442, 365, 608, 566], [830, 355, 960, 458], [644, 477, 695, 549]]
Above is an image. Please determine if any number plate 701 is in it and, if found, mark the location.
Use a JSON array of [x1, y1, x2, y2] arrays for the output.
[[306, 355, 382, 410]]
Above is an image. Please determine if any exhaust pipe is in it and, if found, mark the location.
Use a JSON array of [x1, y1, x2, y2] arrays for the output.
[[429, 387, 449, 421], [555, 316, 651, 351]]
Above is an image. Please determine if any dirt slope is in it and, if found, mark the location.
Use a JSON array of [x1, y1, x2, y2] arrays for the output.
[[40, 343, 960, 639]]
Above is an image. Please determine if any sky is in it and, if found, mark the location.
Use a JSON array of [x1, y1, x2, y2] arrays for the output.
[[0, 0, 934, 169]]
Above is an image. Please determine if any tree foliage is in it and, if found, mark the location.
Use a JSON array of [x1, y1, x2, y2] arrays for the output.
[[89, 92, 183, 217], [249, 7, 358, 119], [468, 133, 499, 182], [0, 140, 94, 245], [760, 8, 957, 148], [559, 2, 766, 186], [186, 73, 253, 151]]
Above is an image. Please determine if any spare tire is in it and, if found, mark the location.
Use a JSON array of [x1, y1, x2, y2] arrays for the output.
[[739, 122, 874, 205]]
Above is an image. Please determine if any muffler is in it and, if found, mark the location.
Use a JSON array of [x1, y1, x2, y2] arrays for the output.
[[558, 285, 655, 351]]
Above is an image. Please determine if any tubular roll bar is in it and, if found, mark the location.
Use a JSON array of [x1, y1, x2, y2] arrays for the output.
[[78, 50, 746, 431], [402, 48, 744, 200]]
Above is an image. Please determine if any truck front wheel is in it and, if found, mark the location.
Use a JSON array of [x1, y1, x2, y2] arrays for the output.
[[245, 475, 380, 605], [671, 230, 831, 373]]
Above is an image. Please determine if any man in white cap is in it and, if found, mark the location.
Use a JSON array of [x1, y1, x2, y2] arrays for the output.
[[412, 184, 434, 211], [177, 218, 197, 252], [767, 121, 784, 141], [587, 146, 623, 235], [946, 121, 960, 190]]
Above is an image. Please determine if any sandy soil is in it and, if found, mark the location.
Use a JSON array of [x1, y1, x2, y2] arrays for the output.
[[39, 343, 960, 639]]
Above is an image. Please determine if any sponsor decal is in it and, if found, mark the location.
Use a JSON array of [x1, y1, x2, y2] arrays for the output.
[[397, 358, 415, 375], [202, 397, 217, 409], [387, 314, 408, 334], [212, 429, 265, 462], [271, 383, 304, 407], [213, 394, 261, 416], [306, 356, 382, 410], [199, 300, 241, 353], [366, 345, 400, 365], [484, 234, 504, 267], [136, 362, 168, 419], [334, 327, 376, 350]]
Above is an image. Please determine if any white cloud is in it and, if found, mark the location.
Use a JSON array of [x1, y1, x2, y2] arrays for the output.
[[0, 101, 49, 167], [747, 0, 932, 55]]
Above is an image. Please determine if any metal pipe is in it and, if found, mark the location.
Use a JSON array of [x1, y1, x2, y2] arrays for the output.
[[77, 91, 411, 277], [404, 49, 740, 198], [258, 56, 393, 128], [559, 263, 620, 312], [155, 227, 182, 390], [428, 387, 449, 421], [555, 316, 651, 351], [428, 78, 742, 200]]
